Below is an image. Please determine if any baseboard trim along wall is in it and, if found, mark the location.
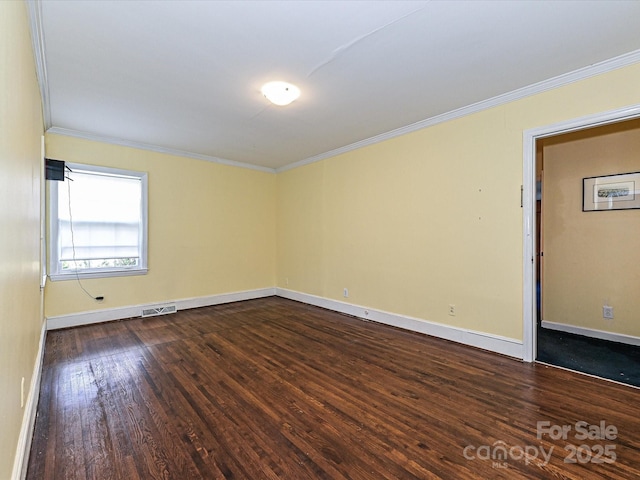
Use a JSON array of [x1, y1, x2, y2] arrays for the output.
[[12, 321, 46, 480], [46, 287, 524, 358], [276, 288, 523, 359], [541, 320, 640, 346], [46, 288, 277, 330]]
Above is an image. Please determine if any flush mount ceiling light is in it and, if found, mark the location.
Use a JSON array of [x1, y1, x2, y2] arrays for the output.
[[261, 81, 300, 106]]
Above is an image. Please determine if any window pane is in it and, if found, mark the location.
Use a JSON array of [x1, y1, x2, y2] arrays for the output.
[[59, 220, 140, 260], [55, 166, 145, 272]]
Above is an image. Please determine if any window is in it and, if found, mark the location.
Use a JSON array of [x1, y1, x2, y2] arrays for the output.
[[49, 162, 148, 280]]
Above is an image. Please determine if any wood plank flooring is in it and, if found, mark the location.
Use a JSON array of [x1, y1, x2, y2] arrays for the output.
[[27, 297, 640, 479]]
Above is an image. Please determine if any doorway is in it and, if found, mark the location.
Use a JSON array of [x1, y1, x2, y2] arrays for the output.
[[522, 104, 640, 367], [532, 119, 640, 386]]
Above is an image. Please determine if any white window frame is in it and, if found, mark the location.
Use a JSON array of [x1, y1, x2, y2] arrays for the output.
[[49, 162, 148, 281]]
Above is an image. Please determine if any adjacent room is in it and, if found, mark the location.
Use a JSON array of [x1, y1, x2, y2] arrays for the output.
[[2, 1, 640, 479], [536, 119, 640, 386]]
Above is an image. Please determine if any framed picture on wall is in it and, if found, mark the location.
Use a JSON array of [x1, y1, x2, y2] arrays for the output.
[[583, 171, 640, 211]]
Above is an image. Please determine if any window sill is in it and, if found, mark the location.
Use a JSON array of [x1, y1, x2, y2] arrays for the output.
[[49, 268, 148, 282]]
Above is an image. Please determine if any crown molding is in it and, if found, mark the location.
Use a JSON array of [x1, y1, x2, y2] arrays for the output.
[[46, 127, 276, 173], [28, 2, 273, 174], [26, 0, 51, 129], [277, 49, 640, 173], [27, 0, 640, 174]]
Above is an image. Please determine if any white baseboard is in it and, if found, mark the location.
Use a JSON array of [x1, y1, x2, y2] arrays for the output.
[[45, 286, 524, 358], [277, 288, 523, 359], [12, 320, 46, 480], [541, 320, 640, 346], [46, 288, 276, 330]]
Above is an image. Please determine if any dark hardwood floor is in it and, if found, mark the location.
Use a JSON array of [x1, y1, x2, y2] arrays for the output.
[[28, 297, 640, 479]]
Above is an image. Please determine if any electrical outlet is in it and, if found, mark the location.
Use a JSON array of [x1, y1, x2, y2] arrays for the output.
[[449, 304, 456, 316], [21, 377, 25, 408], [603, 305, 614, 319], [343, 288, 349, 298]]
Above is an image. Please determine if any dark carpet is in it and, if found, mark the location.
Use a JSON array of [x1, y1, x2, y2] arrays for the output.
[[537, 326, 640, 388]]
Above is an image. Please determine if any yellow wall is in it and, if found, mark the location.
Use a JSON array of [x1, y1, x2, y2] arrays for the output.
[[277, 62, 640, 341], [276, 161, 325, 295], [44, 135, 276, 317], [542, 120, 640, 337], [0, 1, 45, 478], [43, 63, 640, 342], [5, 3, 636, 474]]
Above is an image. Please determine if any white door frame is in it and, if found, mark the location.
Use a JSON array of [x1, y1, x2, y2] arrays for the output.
[[522, 104, 640, 362]]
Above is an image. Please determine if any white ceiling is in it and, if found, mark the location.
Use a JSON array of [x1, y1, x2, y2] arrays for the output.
[[32, 0, 640, 171]]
